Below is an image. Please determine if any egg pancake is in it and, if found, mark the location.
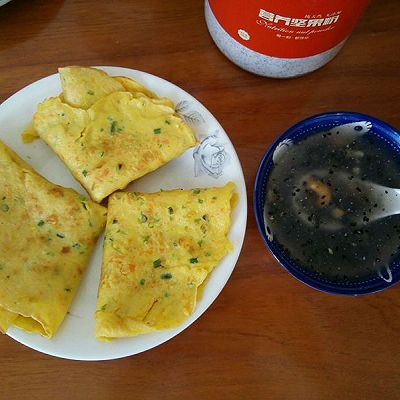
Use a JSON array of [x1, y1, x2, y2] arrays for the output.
[[23, 68, 175, 144], [113, 76, 175, 109], [59, 66, 124, 109], [33, 92, 197, 202], [0, 140, 107, 338], [59, 66, 175, 111], [95, 182, 237, 339]]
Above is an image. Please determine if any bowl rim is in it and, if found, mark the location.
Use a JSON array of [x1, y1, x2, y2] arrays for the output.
[[253, 111, 400, 296]]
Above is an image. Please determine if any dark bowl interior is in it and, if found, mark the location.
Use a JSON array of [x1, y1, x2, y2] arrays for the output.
[[254, 112, 400, 295]]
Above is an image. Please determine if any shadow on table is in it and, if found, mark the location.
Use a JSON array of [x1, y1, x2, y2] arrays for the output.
[[0, 0, 64, 50]]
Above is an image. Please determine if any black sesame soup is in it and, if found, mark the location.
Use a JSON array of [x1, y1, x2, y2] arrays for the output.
[[264, 126, 400, 284]]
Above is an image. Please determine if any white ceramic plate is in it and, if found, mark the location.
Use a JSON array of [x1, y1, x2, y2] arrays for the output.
[[0, 0, 12, 7], [0, 66, 247, 360]]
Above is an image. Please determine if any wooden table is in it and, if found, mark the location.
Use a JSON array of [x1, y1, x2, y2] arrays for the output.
[[1, 0, 399, 399]]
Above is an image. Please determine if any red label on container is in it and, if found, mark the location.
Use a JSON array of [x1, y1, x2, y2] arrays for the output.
[[208, 0, 370, 58]]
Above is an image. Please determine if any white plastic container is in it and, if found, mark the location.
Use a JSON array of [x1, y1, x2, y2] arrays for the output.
[[205, 0, 370, 78]]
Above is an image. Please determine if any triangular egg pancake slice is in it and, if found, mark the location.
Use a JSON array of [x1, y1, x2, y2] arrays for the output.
[[0, 140, 107, 338], [33, 91, 197, 202], [95, 182, 236, 339]]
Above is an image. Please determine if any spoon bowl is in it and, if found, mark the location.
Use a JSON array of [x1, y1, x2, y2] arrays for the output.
[[293, 170, 400, 231]]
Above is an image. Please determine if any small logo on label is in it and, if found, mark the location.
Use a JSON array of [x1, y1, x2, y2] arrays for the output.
[[238, 29, 250, 40]]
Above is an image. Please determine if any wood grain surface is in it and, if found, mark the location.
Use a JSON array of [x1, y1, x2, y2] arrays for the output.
[[1, 1, 399, 399]]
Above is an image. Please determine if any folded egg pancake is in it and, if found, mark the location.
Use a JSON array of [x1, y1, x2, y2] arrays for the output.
[[23, 67, 174, 144], [59, 66, 175, 110], [113, 76, 175, 109], [113, 76, 159, 99], [33, 91, 197, 202], [59, 66, 125, 109], [0, 140, 107, 338], [95, 182, 237, 340]]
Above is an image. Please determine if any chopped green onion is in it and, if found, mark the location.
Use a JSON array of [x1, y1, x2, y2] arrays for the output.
[[110, 120, 118, 134]]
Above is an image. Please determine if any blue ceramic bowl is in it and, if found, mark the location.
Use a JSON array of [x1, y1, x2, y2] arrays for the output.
[[254, 112, 400, 295]]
